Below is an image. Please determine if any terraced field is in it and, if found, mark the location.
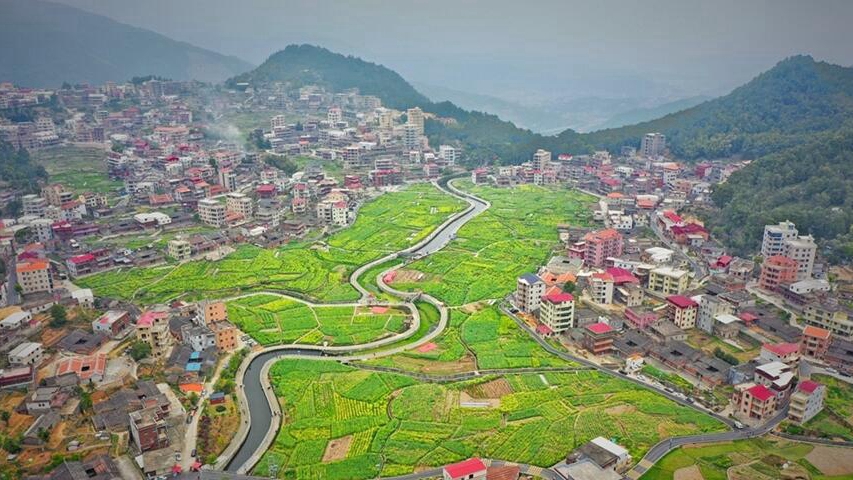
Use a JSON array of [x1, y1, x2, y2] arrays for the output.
[[361, 305, 572, 373], [78, 183, 466, 304], [254, 360, 724, 479], [390, 182, 596, 306], [227, 294, 412, 346]]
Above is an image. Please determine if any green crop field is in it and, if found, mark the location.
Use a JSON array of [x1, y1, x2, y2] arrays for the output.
[[391, 181, 595, 306], [360, 305, 574, 373], [78, 183, 465, 304], [640, 437, 853, 480], [226, 294, 412, 346], [253, 360, 724, 479], [32, 145, 123, 197]]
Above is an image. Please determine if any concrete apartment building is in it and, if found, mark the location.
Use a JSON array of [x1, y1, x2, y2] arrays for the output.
[[640, 132, 666, 157], [788, 380, 825, 425], [800, 325, 832, 360], [539, 291, 575, 333], [406, 107, 424, 135], [167, 239, 192, 260], [582, 322, 616, 355], [590, 272, 615, 304], [218, 168, 237, 192], [197, 198, 226, 226], [648, 267, 690, 295], [22, 194, 47, 217], [802, 299, 853, 338], [516, 273, 546, 313], [532, 149, 551, 170], [761, 221, 799, 258], [439, 145, 457, 165], [136, 310, 173, 360], [783, 235, 817, 281], [759, 255, 798, 291], [209, 321, 238, 351], [16, 260, 53, 294], [666, 295, 698, 329], [130, 405, 170, 452], [197, 300, 228, 325], [225, 192, 253, 219], [582, 229, 624, 268], [697, 295, 734, 334]]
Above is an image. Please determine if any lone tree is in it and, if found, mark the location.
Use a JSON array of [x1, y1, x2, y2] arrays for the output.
[[128, 341, 152, 361], [49, 304, 68, 328]]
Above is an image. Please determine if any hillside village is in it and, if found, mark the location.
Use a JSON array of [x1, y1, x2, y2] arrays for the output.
[[1, 63, 853, 480]]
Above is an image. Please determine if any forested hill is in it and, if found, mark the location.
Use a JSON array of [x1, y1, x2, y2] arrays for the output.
[[584, 55, 853, 160], [229, 45, 589, 162], [708, 124, 853, 262], [0, 0, 253, 86], [233, 48, 853, 166]]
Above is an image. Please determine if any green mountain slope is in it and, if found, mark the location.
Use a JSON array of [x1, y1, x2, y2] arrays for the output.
[[0, 0, 253, 86], [708, 125, 853, 261], [584, 55, 853, 159]]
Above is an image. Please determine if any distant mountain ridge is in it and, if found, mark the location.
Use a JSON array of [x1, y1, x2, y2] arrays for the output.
[[0, 0, 253, 86]]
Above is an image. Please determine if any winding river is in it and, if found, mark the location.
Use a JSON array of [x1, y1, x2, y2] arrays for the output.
[[223, 180, 489, 473]]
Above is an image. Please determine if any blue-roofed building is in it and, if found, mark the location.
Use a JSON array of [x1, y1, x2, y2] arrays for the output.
[[516, 273, 546, 313], [190, 351, 200, 360], [185, 362, 201, 372]]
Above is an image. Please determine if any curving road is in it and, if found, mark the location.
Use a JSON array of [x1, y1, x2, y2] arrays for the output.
[[221, 179, 489, 474]]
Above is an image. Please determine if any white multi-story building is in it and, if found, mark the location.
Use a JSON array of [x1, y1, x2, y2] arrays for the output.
[[327, 107, 343, 124], [197, 198, 226, 227], [532, 149, 551, 171], [761, 221, 798, 258], [219, 168, 237, 192], [225, 192, 253, 220], [640, 132, 666, 157], [539, 292, 575, 333], [31, 218, 54, 242], [784, 235, 817, 281], [439, 145, 457, 166], [589, 272, 614, 305], [696, 295, 734, 333], [406, 107, 424, 135], [22, 194, 47, 217], [516, 273, 546, 313], [403, 124, 420, 150]]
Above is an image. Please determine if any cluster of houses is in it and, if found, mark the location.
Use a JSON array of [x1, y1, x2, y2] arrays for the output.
[[440, 436, 632, 480], [0, 293, 242, 477], [513, 216, 835, 427]]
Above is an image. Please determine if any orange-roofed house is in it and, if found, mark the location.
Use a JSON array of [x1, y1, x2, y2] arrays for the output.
[[800, 325, 832, 360], [760, 342, 801, 366], [16, 260, 53, 294]]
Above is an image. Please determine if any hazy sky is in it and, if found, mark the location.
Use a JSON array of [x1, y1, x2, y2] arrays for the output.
[[53, 0, 853, 102]]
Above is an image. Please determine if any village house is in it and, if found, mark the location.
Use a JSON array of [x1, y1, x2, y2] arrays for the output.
[[788, 380, 826, 425], [666, 295, 698, 329]]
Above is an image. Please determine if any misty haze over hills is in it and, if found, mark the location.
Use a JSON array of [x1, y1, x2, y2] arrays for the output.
[[45, 0, 853, 129]]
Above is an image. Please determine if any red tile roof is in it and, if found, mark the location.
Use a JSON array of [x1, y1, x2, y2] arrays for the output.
[[544, 292, 574, 303], [68, 253, 95, 264], [747, 384, 775, 402], [667, 295, 698, 309], [763, 342, 799, 356], [444, 458, 487, 478], [605, 267, 638, 284], [536, 324, 554, 335], [798, 380, 821, 394], [803, 325, 831, 339], [586, 322, 613, 335]]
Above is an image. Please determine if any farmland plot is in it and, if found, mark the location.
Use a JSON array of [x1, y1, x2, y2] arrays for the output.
[[391, 182, 596, 306], [255, 360, 725, 479], [226, 294, 413, 346], [78, 183, 465, 304]]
